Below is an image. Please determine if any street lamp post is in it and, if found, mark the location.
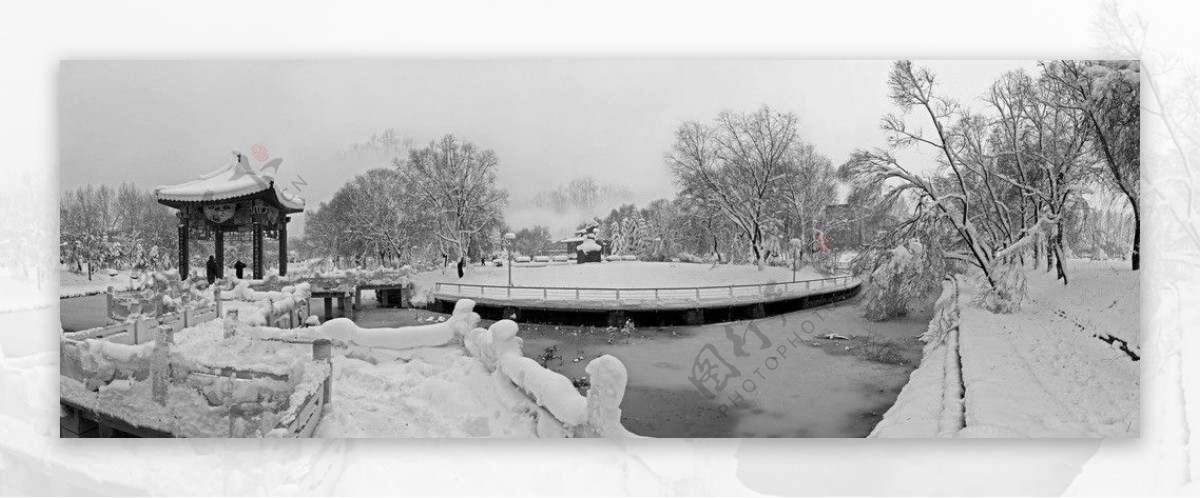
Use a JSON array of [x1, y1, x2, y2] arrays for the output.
[[504, 232, 516, 287], [789, 238, 802, 282]]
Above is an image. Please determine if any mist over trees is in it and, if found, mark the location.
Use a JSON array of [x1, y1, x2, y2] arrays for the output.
[[531, 177, 632, 215]]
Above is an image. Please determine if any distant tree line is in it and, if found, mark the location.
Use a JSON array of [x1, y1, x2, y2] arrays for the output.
[[59, 183, 177, 279]]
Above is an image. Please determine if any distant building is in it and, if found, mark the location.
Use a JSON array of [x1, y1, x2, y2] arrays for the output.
[[555, 225, 611, 257]]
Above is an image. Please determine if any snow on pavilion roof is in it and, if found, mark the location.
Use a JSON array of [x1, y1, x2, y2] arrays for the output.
[[155, 151, 305, 212]]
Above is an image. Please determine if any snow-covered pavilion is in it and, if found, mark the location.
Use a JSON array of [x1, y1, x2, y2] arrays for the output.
[[155, 151, 305, 279]]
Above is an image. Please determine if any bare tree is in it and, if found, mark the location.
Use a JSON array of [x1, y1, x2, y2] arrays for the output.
[[845, 61, 1074, 292], [1041, 60, 1141, 270], [845, 61, 1004, 286], [980, 69, 1091, 283], [667, 105, 801, 270], [780, 142, 837, 260], [397, 135, 508, 269]]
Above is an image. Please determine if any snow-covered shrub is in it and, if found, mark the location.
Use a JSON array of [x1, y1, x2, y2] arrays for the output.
[[970, 262, 1027, 313], [620, 319, 636, 336], [860, 238, 946, 321]]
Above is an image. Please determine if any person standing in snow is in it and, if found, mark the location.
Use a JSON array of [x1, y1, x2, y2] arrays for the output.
[[206, 255, 218, 284], [457, 257, 465, 278], [234, 260, 247, 280]]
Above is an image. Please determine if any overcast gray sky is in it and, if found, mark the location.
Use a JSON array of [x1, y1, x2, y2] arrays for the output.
[[60, 60, 1036, 236]]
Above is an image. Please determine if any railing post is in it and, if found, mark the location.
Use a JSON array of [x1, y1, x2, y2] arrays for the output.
[[224, 309, 239, 339], [313, 338, 333, 402], [213, 285, 222, 320], [106, 286, 115, 321], [151, 324, 174, 407]]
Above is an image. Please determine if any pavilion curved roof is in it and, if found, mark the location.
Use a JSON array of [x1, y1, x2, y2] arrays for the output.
[[155, 151, 305, 213]]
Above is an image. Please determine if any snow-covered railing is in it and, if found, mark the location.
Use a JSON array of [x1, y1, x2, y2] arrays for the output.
[[463, 311, 631, 438], [70, 282, 312, 345], [60, 320, 332, 438], [262, 298, 634, 437], [870, 275, 964, 438], [67, 286, 224, 345], [61, 283, 326, 438], [245, 298, 479, 351], [64, 306, 219, 345], [434, 275, 857, 304], [929, 276, 964, 437]]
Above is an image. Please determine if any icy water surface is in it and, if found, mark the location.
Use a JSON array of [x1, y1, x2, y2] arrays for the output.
[[58, 293, 109, 332], [355, 296, 931, 438]]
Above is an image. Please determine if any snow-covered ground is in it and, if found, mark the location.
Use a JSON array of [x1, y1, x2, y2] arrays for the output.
[[872, 259, 1139, 438], [58, 268, 136, 298], [315, 349, 541, 437]]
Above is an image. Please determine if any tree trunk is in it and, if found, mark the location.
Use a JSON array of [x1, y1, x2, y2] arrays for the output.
[[752, 225, 765, 271], [1046, 236, 1053, 273], [1131, 206, 1140, 271], [1054, 228, 1069, 285], [1032, 234, 1041, 270]]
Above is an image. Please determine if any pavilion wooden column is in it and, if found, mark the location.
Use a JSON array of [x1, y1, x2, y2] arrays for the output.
[[279, 216, 289, 276], [214, 227, 225, 278], [177, 216, 189, 280], [252, 221, 264, 279]]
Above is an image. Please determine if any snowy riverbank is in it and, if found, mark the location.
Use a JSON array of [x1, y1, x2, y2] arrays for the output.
[[871, 259, 1139, 438]]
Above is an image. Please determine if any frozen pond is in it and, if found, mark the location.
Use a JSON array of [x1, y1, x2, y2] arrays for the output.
[[59, 293, 109, 332], [355, 295, 931, 438]]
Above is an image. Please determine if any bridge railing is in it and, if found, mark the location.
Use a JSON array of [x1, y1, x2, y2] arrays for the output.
[[434, 275, 857, 303]]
